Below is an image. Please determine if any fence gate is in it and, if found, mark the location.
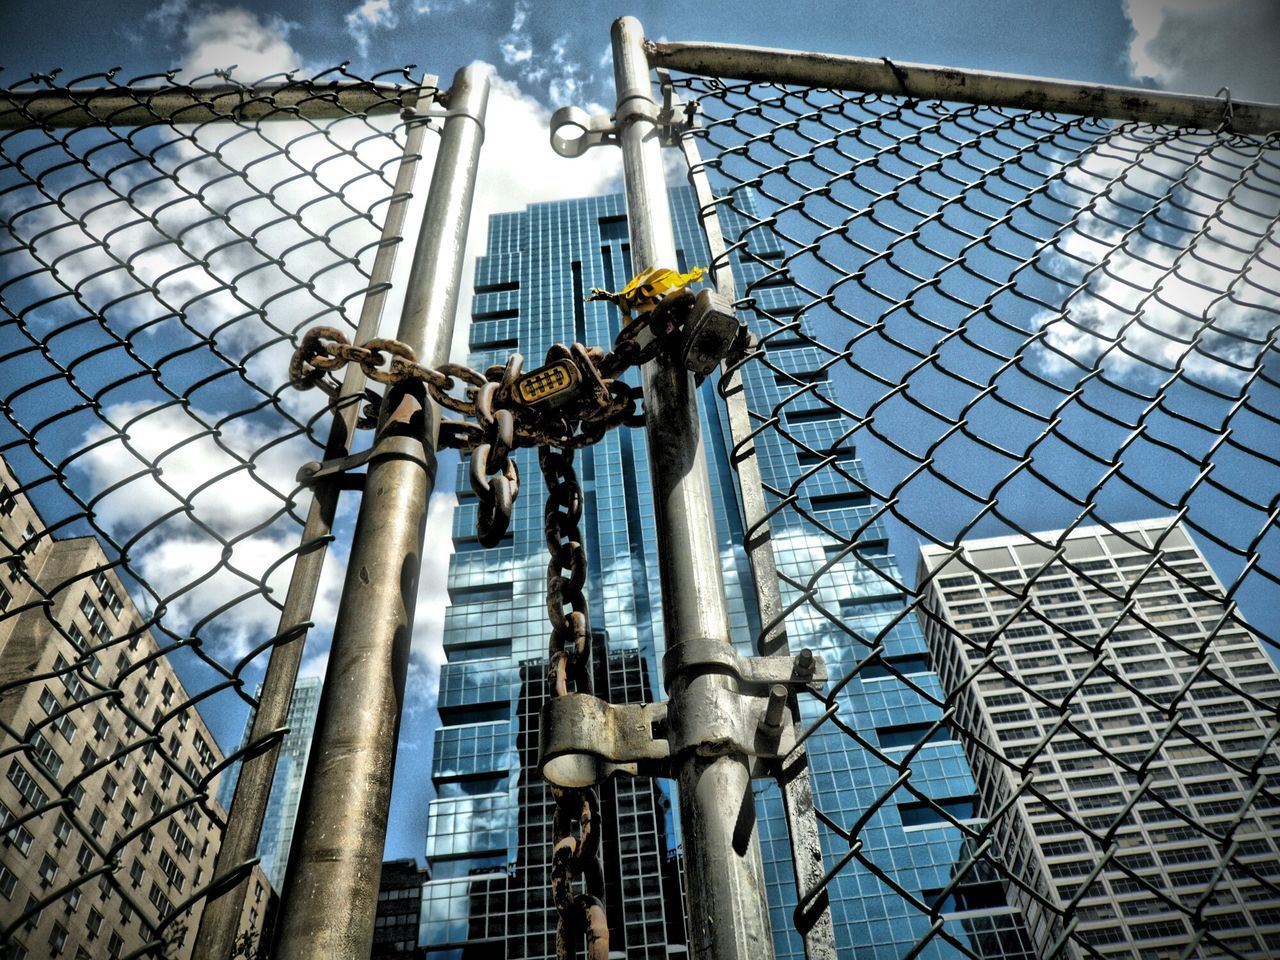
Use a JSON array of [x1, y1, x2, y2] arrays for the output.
[[0, 65, 487, 960], [3, 15, 1280, 960], [563, 17, 1279, 960]]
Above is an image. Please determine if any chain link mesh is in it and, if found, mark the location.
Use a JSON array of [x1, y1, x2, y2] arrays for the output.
[[0, 67, 429, 958], [669, 74, 1280, 959]]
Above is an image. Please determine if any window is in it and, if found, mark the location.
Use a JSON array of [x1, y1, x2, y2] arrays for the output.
[[129, 859, 143, 889], [48, 921, 67, 955], [92, 570, 123, 617], [898, 795, 977, 827], [148, 882, 172, 916], [0, 864, 15, 899], [122, 801, 136, 829], [29, 731, 63, 778], [75, 843, 93, 872], [88, 807, 106, 838], [103, 775, 117, 801], [86, 909, 102, 940], [875, 721, 955, 750], [159, 850, 185, 892], [53, 815, 71, 846], [0, 585, 10, 612], [2, 803, 35, 857], [38, 853, 58, 886], [0, 484, 14, 515], [7, 759, 48, 808], [168, 819, 194, 860], [108, 933, 124, 958]]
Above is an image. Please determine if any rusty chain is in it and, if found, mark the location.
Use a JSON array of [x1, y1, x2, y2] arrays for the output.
[[540, 442, 609, 960], [289, 272, 705, 547]]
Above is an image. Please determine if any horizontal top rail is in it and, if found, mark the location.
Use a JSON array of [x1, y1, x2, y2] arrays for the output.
[[0, 80, 431, 129], [647, 39, 1280, 137]]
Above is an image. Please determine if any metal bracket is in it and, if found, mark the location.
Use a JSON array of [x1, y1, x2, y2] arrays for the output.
[[549, 87, 698, 159], [296, 435, 431, 489], [663, 638, 826, 693], [550, 106, 619, 158], [540, 645, 825, 788]]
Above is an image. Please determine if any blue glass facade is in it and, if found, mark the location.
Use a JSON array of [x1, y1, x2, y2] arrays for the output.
[[218, 675, 322, 893], [422, 188, 1032, 958]]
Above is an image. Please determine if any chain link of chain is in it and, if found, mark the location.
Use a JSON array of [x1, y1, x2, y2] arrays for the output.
[[540, 442, 608, 960]]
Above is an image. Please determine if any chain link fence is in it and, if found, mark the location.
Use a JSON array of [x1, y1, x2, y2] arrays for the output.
[[664, 66, 1280, 959], [0, 67, 429, 958]]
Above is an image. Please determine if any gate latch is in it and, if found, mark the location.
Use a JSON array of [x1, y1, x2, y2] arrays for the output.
[[539, 645, 826, 788]]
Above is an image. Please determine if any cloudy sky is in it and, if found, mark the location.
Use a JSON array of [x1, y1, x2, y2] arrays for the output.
[[3, 0, 1275, 864]]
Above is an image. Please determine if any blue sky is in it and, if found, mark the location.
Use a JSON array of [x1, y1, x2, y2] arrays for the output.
[[3, 0, 1276, 865]]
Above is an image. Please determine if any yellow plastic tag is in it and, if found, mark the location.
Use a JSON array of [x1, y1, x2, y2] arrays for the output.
[[587, 265, 705, 313]]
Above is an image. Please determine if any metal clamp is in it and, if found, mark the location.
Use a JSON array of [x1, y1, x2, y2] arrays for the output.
[[549, 88, 698, 159], [540, 644, 825, 788], [663, 638, 826, 693], [550, 106, 619, 158], [296, 435, 433, 489]]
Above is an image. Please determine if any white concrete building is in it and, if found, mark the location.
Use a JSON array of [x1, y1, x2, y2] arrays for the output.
[[918, 519, 1280, 959]]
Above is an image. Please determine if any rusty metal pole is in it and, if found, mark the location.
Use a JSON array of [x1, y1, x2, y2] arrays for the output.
[[611, 16, 775, 960], [271, 64, 488, 959]]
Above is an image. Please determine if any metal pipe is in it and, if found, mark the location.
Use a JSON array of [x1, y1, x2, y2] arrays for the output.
[[648, 40, 1280, 137], [271, 64, 487, 959], [0, 82, 424, 129], [612, 17, 774, 960], [190, 85, 435, 960]]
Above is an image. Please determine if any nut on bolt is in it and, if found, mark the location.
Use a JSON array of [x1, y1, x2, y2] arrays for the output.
[[794, 648, 815, 680]]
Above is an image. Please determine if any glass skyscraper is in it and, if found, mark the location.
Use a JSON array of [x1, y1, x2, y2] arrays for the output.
[[218, 675, 322, 893], [420, 187, 1033, 958]]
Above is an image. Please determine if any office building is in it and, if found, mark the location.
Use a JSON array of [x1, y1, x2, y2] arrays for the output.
[[421, 189, 1034, 958], [217, 674, 322, 894], [0, 456, 266, 959], [919, 519, 1280, 958], [374, 859, 431, 959]]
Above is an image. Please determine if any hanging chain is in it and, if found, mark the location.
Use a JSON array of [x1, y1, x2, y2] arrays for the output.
[[540, 442, 608, 960]]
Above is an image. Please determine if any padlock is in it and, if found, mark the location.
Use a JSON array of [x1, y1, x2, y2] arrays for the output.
[[510, 357, 584, 411], [679, 288, 741, 377]]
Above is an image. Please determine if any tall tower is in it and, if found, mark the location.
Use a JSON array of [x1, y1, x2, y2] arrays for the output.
[[420, 189, 1033, 958], [217, 675, 322, 893], [919, 520, 1280, 958]]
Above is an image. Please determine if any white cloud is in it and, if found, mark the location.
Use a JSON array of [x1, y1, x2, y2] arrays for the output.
[[345, 0, 400, 59], [144, 0, 191, 36], [1123, 0, 1279, 100], [183, 7, 304, 81], [1030, 126, 1279, 384], [496, 1, 599, 107]]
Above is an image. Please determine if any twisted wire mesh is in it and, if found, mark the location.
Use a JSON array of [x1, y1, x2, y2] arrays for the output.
[[0, 67, 427, 958], [672, 75, 1280, 959]]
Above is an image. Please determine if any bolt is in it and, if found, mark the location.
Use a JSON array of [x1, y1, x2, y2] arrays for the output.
[[761, 683, 789, 738]]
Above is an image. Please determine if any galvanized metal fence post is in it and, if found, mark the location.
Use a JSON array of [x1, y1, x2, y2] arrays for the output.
[[193, 82, 436, 960], [271, 64, 488, 959], [612, 16, 775, 960]]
